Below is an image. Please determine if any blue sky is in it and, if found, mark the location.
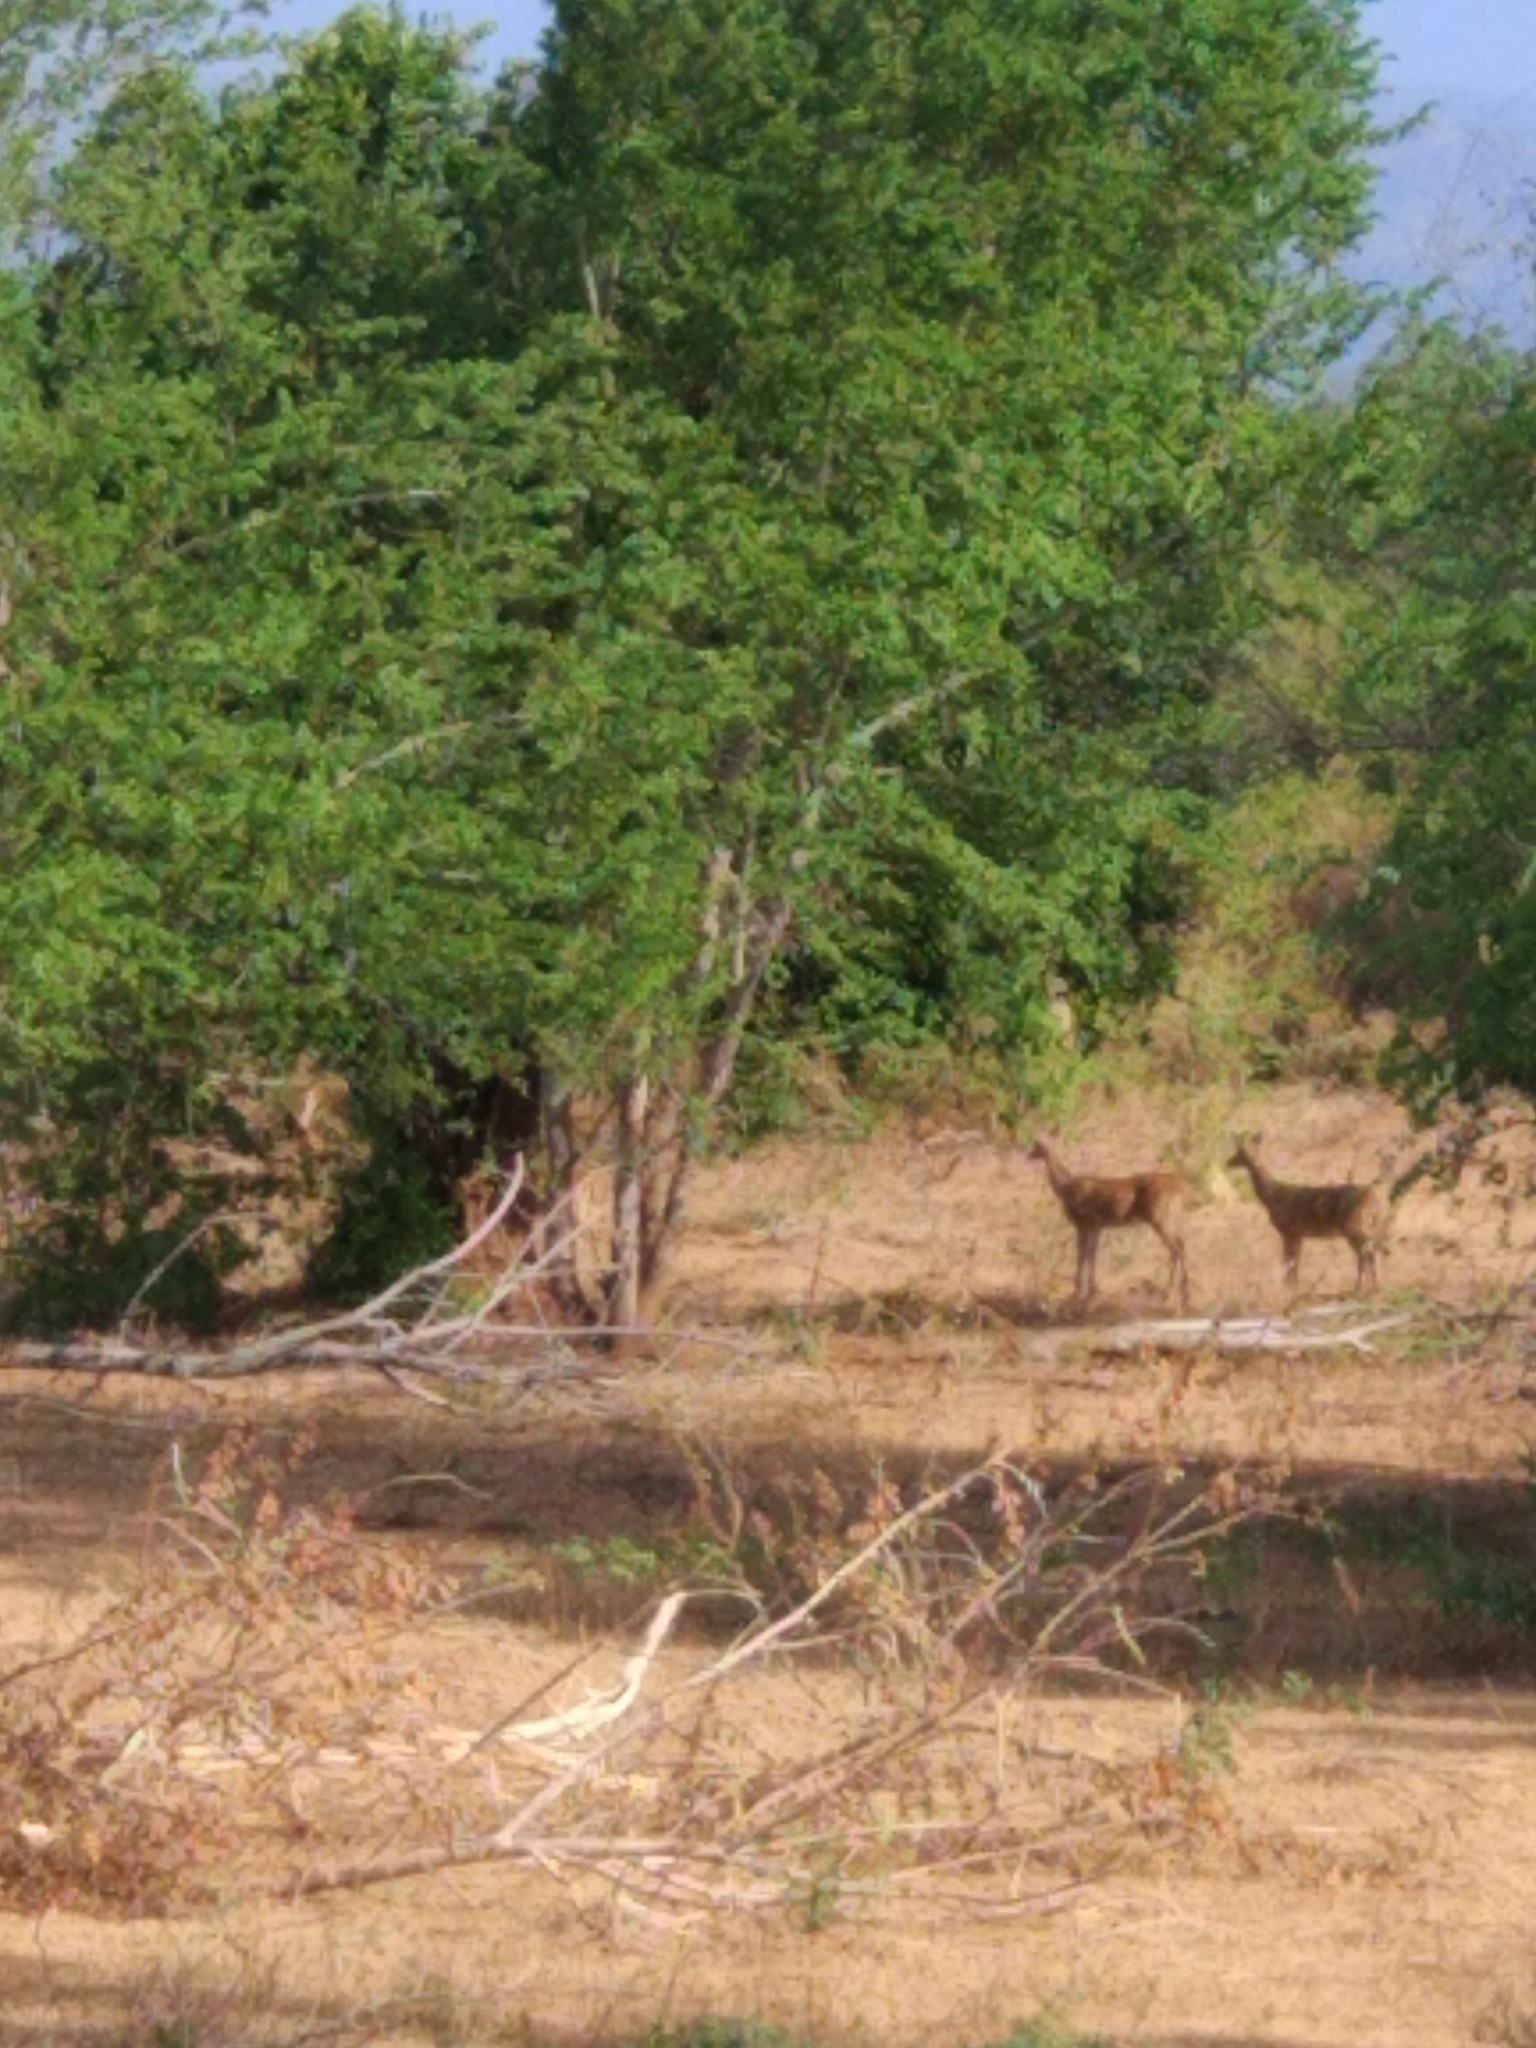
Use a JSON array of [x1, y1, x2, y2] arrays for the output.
[[267, 0, 544, 71], [1366, 0, 1536, 100]]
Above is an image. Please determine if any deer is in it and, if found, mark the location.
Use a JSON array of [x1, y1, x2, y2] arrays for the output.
[[1226, 1136, 1389, 1296], [1027, 1139, 1192, 1313]]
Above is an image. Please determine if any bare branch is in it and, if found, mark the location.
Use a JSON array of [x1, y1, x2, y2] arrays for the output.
[[1084, 1310, 1417, 1355]]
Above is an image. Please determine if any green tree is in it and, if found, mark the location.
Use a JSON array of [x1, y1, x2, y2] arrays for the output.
[[0, 0, 245, 223], [475, 0, 1382, 1311], [1284, 324, 1536, 1105], [0, 0, 1382, 1326]]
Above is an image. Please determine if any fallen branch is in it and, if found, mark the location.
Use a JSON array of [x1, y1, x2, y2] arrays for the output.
[[258, 1457, 1265, 1906], [453, 1590, 691, 1761], [1, 1159, 766, 1387], [0, 1163, 744, 1386], [4, 1441, 1280, 1924], [1084, 1311, 1417, 1357]]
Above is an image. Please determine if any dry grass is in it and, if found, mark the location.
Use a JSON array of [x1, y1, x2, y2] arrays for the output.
[[0, 1078, 1533, 2046], [672, 1078, 1536, 1324]]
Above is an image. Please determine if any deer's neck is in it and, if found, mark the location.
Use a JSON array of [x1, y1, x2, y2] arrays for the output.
[[1039, 1146, 1072, 1197], [1239, 1154, 1273, 1199]]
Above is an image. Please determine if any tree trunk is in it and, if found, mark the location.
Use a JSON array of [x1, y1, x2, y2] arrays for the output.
[[538, 1070, 594, 1320], [638, 1090, 685, 1295], [608, 1073, 649, 1327]]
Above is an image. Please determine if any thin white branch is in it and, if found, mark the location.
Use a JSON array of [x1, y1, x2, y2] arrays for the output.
[[1086, 1311, 1417, 1356], [463, 1591, 690, 1767]]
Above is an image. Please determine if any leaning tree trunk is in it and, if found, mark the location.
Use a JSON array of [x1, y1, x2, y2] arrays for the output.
[[607, 1072, 650, 1328], [600, 875, 798, 1336], [642, 894, 796, 1296], [537, 1070, 594, 1321], [618, 889, 799, 1328]]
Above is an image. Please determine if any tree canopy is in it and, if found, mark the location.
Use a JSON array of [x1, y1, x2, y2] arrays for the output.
[[1284, 325, 1536, 1107], [0, 0, 1384, 1323]]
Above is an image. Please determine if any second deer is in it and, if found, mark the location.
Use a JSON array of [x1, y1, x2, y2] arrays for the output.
[[1028, 1139, 1192, 1312], [1227, 1136, 1388, 1295]]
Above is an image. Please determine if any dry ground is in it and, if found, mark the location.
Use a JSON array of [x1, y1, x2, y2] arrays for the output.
[[1, 1082, 1535, 2047], [671, 1080, 1536, 1329]]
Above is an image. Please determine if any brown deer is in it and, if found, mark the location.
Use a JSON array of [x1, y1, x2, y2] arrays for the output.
[[1027, 1139, 1192, 1312], [1226, 1136, 1388, 1295]]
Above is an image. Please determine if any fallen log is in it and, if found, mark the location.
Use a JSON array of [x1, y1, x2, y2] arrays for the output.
[[1084, 1311, 1416, 1357]]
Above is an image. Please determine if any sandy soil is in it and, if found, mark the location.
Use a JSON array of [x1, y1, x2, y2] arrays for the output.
[[0, 1679, 1532, 2048], [1, 1081, 1534, 2047]]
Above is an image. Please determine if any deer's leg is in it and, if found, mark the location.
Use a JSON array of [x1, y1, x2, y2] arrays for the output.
[[1074, 1227, 1099, 1307], [1152, 1221, 1189, 1312], [1356, 1238, 1379, 1294], [1281, 1236, 1301, 1295]]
